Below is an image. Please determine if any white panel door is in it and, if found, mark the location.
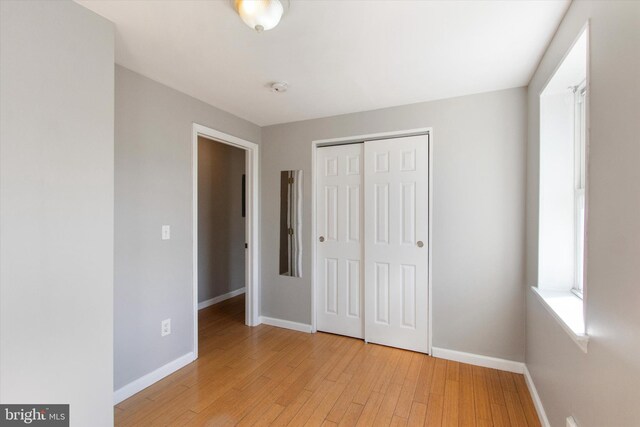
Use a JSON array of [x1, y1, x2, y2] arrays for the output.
[[364, 135, 429, 353], [316, 144, 364, 339]]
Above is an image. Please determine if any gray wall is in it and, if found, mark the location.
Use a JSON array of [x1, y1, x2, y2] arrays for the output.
[[198, 137, 246, 303], [115, 66, 260, 390], [0, 1, 114, 425], [525, 1, 640, 426], [261, 87, 527, 362]]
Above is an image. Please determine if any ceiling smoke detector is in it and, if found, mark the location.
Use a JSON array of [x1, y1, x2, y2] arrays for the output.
[[271, 82, 289, 93]]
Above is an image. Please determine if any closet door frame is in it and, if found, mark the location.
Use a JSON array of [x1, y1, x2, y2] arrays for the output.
[[311, 127, 433, 354]]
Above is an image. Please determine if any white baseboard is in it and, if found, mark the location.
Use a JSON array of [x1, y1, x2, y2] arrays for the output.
[[259, 316, 312, 333], [431, 347, 525, 374], [198, 287, 246, 310], [113, 352, 196, 405], [524, 365, 551, 427]]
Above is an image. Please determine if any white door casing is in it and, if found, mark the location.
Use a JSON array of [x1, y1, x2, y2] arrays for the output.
[[192, 123, 260, 359], [316, 144, 364, 339], [364, 135, 429, 353]]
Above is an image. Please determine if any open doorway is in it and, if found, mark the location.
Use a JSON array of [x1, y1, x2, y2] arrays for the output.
[[192, 124, 260, 358], [197, 135, 246, 325]]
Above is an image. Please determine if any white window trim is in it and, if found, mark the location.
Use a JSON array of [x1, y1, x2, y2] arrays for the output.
[[573, 81, 587, 297], [571, 288, 583, 299], [531, 286, 588, 353]]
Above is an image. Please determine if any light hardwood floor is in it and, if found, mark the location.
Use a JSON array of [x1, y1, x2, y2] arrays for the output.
[[115, 295, 540, 426]]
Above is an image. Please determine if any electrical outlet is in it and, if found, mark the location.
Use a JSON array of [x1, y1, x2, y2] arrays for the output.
[[566, 416, 578, 427], [162, 225, 171, 240], [161, 318, 171, 337]]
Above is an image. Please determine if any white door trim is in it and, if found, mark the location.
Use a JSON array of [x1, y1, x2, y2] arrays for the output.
[[192, 123, 260, 359], [311, 127, 433, 353]]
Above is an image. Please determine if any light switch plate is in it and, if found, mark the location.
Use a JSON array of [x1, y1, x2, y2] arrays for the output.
[[162, 225, 170, 240]]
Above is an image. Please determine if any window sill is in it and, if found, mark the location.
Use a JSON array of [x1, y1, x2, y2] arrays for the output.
[[530, 286, 588, 353]]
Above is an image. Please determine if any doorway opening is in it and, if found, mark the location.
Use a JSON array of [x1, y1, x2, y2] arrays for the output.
[[197, 135, 246, 328], [192, 124, 260, 358]]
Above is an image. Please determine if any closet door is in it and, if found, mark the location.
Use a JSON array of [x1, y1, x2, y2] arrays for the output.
[[364, 135, 429, 353], [316, 144, 364, 339]]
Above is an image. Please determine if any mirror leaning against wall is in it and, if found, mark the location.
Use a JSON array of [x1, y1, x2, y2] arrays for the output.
[[279, 170, 303, 277]]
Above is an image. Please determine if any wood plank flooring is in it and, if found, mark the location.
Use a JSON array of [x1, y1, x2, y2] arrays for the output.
[[115, 295, 540, 426]]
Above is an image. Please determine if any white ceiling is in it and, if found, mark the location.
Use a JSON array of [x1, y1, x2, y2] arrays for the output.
[[77, 0, 570, 126]]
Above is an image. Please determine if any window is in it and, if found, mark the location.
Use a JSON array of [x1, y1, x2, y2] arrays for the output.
[[535, 28, 588, 350], [539, 29, 587, 294], [573, 82, 586, 297]]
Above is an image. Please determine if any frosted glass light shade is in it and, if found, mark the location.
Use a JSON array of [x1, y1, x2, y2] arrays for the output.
[[235, 0, 284, 32]]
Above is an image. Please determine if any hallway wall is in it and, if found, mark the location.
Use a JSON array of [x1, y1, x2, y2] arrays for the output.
[[198, 137, 246, 303]]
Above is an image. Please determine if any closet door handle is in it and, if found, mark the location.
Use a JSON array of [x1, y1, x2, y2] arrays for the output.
[[319, 236, 325, 242], [417, 241, 424, 248]]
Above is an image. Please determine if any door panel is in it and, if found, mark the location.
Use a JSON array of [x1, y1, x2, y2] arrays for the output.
[[325, 258, 338, 314], [346, 260, 360, 317], [374, 262, 390, 324], [364, 135, 429, 353], [316, 144, 364, 339], [325, 186, 338, 241]]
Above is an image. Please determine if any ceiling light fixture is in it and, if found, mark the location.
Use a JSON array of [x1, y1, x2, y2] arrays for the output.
[[235, 0, 289, 33]]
